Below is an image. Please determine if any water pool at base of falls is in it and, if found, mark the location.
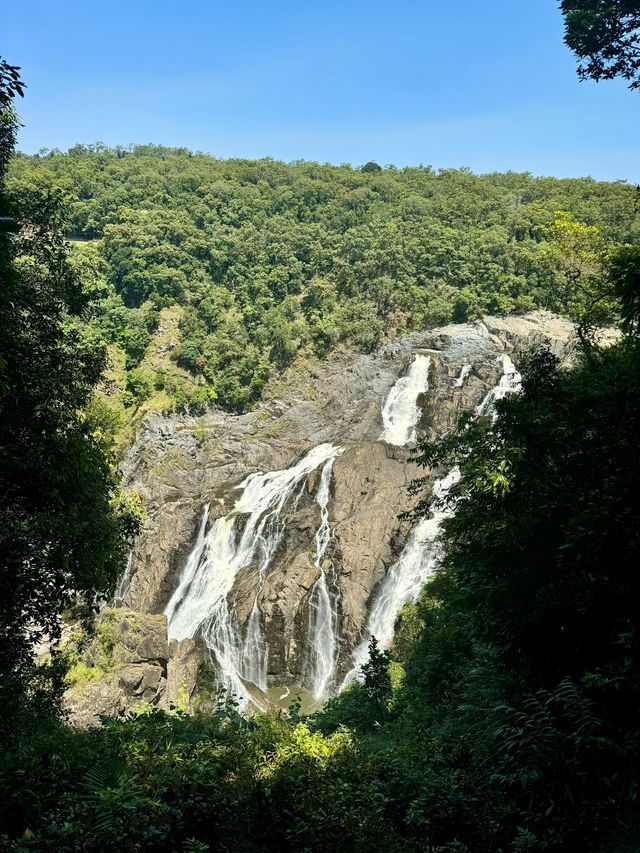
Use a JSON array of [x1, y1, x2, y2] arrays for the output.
[[265, 685, 323, 715]]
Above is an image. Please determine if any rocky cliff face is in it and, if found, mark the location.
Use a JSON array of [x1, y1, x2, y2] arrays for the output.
[[66, 311, 577, 722]]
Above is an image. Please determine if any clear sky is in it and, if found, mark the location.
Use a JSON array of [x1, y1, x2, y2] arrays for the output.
[[3, 0, 638, 181]]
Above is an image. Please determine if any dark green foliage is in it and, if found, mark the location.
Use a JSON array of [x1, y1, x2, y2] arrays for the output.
[[4, 25, 640, 847], [0, 59, 24, 176], [8, 145, 639, 412], [561, 0, 640, 89], [0, 68, 139, 746], [0, 59, 25, 107], [609, 242, 640, 334], [125, 367, 154, 407], [362, 637, 392, 720], [0, 709, 399, 852], [393, 305, 640, 847]]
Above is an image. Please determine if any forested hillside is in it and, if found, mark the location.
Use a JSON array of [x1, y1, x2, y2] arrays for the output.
[[8, 148, 640, 417]]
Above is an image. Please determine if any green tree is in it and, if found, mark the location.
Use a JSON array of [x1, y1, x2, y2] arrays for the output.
[[0, 62, 139, 744], [561, 0, 640, 89], [607, 241, 640, 334], [361, 636, 392, 720], [7, 142, 639, 422], [399, 252, 640, 844], [125, 367, 154, 406]]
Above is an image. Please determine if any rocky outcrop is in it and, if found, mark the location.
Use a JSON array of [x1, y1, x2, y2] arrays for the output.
[[94, 311, 577, 713], [64, 609, 170, 727]]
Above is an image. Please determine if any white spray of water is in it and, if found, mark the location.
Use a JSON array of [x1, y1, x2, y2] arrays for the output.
[[342, 351, 522, 687], [114, 552, 133, 605], [164, 504, 211, 633], [380, 354, 432, 446], [240, 600, 268, 689], [165, 443, 343, 705], [306, 456, 342, 699], [453, 363, 472, 388], [475, 354, 521, 418]]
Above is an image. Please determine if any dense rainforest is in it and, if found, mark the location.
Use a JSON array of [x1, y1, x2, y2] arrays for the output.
[[7, 144, 640, 424], [2, 3, 640, 850]]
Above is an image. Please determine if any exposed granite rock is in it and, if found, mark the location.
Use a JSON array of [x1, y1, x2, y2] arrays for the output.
[[166, 637, 207, 711]]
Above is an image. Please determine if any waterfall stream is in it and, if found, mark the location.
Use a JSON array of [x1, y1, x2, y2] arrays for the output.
[[306, 456, 341, 699], [380, 354, 431, 445], [114, 552, 134, 605], [341, 467, 461, 686], [476, 354, 521, 418], [164, 442, 343, 705], [453, 363, 472, 387]]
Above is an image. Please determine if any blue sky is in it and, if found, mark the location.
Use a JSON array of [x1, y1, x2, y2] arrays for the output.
[[3, 0, 638, 180]]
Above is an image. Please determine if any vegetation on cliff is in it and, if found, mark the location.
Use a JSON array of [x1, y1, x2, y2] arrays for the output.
[[2, 252, 639, 851]]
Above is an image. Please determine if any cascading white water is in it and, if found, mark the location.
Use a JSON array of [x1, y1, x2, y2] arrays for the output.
[[164, 443, 342, 705], [453, 363, 472, 387], [164, 503, 211, 632], [160, 348, 523, 705], [475, 354, 521, 418], [240, 600, 268, 690], [342, 351, 522, 687], [366, 467, 460, 649], [380, 354, 431, 446], [114, 552, 134, 604], [341, 467, 461, 685], [313, 458, 335, 566], [306, 456, 342, 699]]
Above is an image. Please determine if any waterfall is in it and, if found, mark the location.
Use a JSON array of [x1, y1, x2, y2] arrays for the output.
[[313, 458, 335, 566], [240, 599, 268, 690], [164, 443, 342, 705], [475, 354, 521, 418], [453, 363, 472, 387], [341, 467, 460, 686], [164, 503, 211, 632], [380, 354, 431, 446], [114, 552, 133, 605], [306, 456, 341, 699], [342, 352, 522, 687], [366, 467, 460, 649]]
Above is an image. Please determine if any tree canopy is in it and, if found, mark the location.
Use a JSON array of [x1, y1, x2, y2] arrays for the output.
[[0, 60, 140, 745], [3, 225, 639, 852], [3, 5, 640, 844], [561, 0, 640, 89]]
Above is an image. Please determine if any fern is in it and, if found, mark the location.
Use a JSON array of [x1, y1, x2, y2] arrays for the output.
[[80, 755, 147, 835], [606, 815, 640, 853]]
